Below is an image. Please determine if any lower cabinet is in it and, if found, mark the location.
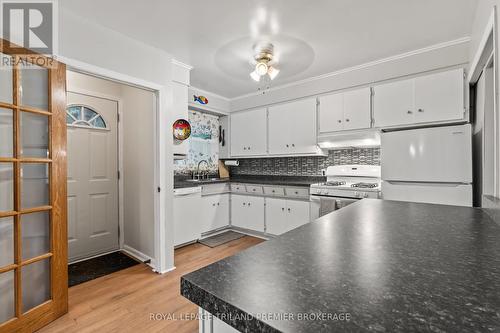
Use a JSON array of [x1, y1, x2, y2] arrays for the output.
[[231, 195, 265, 232], [201, 194, 230, 233], [265, 198, 310, 235]]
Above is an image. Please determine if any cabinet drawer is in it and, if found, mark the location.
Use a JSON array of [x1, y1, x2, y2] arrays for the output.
[[263, 186, 285, 196], [230, 183, 246, 193], [285, 187, 309, 198], [246, 185, 263, 195]]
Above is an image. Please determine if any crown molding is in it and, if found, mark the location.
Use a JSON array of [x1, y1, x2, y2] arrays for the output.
[[230, 36, 471, 101], [171, 59, 193, 70]]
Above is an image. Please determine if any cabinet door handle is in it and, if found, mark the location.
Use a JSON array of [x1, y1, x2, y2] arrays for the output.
[[253, 188, 256, 192], [248, 203, 251, 206], [272, 190, 275, 193], [288, 208, 291, 212], [243, 202, 246, 206], [243, 147, 247, 150], [407, 110, 413, 114], [291, 144, 295, 147], [338, 120, 342, 123], [282, 207, 285, 211], [345, 118, 350, 122], [212, 203, 216, 207], [418, 108, 424, 112], [217, 202, 220, 206], [286, 144, 289, 148], [295, 191, 299, 194], [248, 146, 251, 150]]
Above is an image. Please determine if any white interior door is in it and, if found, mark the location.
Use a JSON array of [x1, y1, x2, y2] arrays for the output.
[[67, 92, 119, 262]]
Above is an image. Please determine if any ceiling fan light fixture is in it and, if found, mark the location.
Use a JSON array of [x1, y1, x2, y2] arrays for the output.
[[268, 66, 280, 80], [255, 61, 268, 76], [250, 70, 261, 82]]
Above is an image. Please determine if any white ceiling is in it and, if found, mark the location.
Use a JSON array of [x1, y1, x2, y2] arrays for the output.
[[61, 0, 478, 99]]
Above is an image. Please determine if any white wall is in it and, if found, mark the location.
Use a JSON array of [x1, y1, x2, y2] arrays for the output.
[[59, 7, 175, 272], [121, 85, 156, 259], [230, 40, 470, 111]]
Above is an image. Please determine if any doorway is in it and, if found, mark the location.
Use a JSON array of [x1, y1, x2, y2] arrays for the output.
[[65, 70, 158, 275]]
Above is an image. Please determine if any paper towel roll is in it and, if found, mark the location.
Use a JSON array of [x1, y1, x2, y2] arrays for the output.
[[224, 160, 239, 166]]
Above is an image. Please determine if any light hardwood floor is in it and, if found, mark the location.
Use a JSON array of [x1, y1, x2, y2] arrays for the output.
[[38, 236, 264, 333]]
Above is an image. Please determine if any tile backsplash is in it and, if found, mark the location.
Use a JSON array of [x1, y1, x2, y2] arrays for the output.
[[229, 148, 380, 176]]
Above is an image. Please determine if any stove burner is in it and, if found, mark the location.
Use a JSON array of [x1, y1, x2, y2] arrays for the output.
[[325, 181, 346, 186], [351, 182, 378, 189]]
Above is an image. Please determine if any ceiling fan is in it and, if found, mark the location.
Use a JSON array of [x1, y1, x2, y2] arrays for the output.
[[250, 42, 280, 82]]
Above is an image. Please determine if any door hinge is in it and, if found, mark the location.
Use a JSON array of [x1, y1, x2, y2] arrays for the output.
[[117, 113, 120, 122], [157, 187, 161, 193], [117, 170, 120, 180]]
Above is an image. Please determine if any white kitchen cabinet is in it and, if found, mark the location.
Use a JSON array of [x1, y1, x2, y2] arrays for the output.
[[173, 189, 201, 247], [268, 98, 317, 155], [373, 78, 414, 128], [201, 194, 230, 233], [219, 115, 230, 159], [343, 88, 372, 130], [287, 200, 311, 230], [231, 195, 265, 232], [373, 68, 465, 128], [319, 93, 344, 133], [413, 69, 464, 124], [265, 198, 310, 235], [319, 88, 371, 133], [230, 109, 267, 157]]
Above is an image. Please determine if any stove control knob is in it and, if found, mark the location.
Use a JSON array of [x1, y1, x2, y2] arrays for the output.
[[355, 192, 361, 198], [363, 193, 369, 198]]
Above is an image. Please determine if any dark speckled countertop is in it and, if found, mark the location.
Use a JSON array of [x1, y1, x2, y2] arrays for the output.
[[174, 175, 325, 189], [181, 199, 500, 332]]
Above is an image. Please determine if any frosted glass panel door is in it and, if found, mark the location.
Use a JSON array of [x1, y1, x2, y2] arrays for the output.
[[0, 45, 68, 333]]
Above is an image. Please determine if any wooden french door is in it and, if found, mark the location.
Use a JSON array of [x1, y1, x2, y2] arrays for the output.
[[0, 39, 68, 332]]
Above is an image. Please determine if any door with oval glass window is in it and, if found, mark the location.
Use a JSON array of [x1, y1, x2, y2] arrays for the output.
[[0, 40, 68, 332], [66, 92, 119, 262]]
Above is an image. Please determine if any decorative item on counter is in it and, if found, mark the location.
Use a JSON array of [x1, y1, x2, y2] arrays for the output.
[[193, 95, 208, 105], [172, 119, 191, 141]]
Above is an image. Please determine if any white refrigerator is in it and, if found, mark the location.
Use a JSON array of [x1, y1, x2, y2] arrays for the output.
[[381, 124, 473, 207]]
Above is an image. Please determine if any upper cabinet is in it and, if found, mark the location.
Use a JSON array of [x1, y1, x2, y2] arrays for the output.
[[373, 68, 465, 128], [319, 87, 371, 133], [268, 98, 318, 155], [230, 108, 267, 157]]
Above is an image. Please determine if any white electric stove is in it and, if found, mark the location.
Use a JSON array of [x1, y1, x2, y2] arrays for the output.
[[310, 165, 381, 217]]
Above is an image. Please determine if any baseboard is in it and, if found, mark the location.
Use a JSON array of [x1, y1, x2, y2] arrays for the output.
[[157, 266, 176, 275], [122, 244, 156, 269], [226, 227, 270, 240]]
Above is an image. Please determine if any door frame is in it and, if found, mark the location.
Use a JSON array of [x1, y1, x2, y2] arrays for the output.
[[58, 56, 168, 273], [66, 86, 124, 262], [469, 6, 499, 198]]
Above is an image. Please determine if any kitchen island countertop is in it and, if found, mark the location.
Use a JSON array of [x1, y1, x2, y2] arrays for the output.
[[181, 199, 500, 332]]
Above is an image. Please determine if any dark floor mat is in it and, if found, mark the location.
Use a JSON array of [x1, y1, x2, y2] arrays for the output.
[[68, 251, 140, 287], [199, 231, 245, 248]]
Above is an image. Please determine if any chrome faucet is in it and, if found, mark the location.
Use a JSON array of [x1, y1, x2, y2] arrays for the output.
[[194, 160, 209, 180]]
